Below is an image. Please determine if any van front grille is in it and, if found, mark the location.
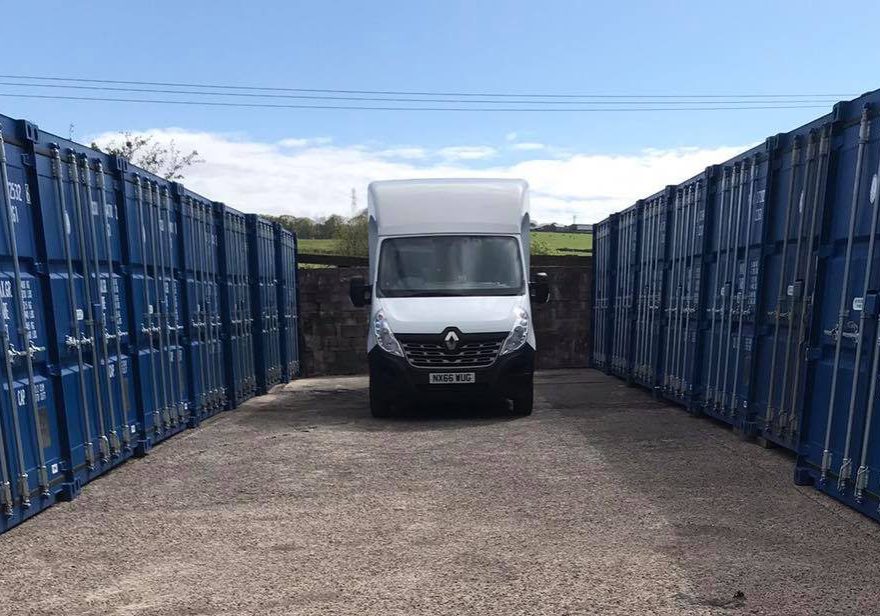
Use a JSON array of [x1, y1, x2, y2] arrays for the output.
[[398, 332, 508, 369]]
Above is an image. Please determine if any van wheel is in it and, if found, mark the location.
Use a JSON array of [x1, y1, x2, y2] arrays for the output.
[[512, 385, 534, 416], [370, 382, 394, 418]]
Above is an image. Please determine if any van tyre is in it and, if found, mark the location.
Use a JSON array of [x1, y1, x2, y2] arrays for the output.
[[512, 385, 534, 416], [369, 382, 394, 418]]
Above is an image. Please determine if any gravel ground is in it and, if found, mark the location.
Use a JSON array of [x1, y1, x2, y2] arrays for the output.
[[1, 369, 879, 616]]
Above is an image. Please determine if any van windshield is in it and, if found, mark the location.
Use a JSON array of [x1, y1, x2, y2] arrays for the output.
[[377, 235, 524, 298]]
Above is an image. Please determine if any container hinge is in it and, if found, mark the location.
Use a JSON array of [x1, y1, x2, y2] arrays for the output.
[[763, 408, 776, 432], [18, 473, 30, 508], [854, 465, 869, 502], [109, 431, 121, 456], [0, 480, 12, 516], [98, 435, 110, 462], [820, 449, 833, 482], [837, 458, 852, 492], [84, 441, 95, 470], [37, 465, 49, 496], [823, 325, 840, 341]]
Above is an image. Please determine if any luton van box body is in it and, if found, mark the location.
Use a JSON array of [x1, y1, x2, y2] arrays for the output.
[[355, 179, 545, 417]]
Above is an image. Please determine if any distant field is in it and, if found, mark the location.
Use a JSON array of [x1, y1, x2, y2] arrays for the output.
[[297, 233, 592, 256], [298, 238, 341, 254], [532, 231, 592, 255]]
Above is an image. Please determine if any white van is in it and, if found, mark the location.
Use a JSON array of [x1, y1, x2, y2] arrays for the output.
[[349, 179, 549, 417]]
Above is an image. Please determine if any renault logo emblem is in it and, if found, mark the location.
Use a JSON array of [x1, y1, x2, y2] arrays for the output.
[[444, 330, 460, 351]]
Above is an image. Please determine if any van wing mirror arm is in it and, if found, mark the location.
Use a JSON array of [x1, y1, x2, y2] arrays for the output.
[[349, 277, 372, 307], [530, 272, 550, 304]]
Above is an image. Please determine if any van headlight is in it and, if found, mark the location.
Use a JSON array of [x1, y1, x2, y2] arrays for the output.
[[500, 307, 529, 355], [374, 309, 404, 357]]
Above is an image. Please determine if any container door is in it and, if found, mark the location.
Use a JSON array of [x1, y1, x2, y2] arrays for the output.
[[799, 110, 880, 520], [0, 123, 67, 529]]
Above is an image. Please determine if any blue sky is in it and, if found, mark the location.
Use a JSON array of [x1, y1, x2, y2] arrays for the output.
[[6, 1, 880, 222]]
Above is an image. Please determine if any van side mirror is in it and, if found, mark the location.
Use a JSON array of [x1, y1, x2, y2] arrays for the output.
[[349, 277, 372, 307], [530, 272, 550, 304]]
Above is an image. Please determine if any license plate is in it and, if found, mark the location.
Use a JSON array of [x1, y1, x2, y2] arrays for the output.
[[429, 372, 476, 384]]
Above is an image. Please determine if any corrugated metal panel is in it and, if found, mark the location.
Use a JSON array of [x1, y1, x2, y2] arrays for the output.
[[247, 214, 282, 393], [698, 151, 771, 428], [632, 189, 671, 391], [592, 88, 880, 524], [0, 121, 74, 530], [124, 175, 192, 452], [275, 223, 300, 382], [661, 176, 712, 410], [610, 205, 640, 380], [0, 111, 300, 535], [591, 215, 617, 372], [752, 128, 831, 450], [796, 103, 880, 518], [176, 193, 227, 418], [217, 203, 256, 407]]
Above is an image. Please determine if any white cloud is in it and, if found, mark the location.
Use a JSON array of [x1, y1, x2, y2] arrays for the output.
[[511, 142, 546, 151], [90, 128, 745, 223], [278, 137, 332, 148], [437, 146, 498, 161], [376, 147, 428, 160], [505, 132, 518, 142]]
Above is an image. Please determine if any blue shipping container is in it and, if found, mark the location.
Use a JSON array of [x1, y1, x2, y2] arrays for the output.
[[275, 224, 300, 382], [0, 111, 300, 535], [591, 216, 617, 371], [218, 204, 257, 407], [592, 87, 880, 524], [247, 215, 282, 393]]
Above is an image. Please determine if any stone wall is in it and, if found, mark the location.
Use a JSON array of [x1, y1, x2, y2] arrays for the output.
[[297, 260, 592, 376]]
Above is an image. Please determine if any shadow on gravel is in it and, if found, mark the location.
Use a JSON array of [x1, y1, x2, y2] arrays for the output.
[[240, 387, 523, 433]]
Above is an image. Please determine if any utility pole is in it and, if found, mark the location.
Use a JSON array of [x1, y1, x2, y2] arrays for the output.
[[351, 188, 357, 218]]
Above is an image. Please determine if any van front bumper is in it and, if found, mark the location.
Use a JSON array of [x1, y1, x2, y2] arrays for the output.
[[368, 344, 535, 405]]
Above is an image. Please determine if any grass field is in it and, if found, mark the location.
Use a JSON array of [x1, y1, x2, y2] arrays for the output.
[[531, 231, 592, 255], [298, 238, 341, 254], [297, 233, 592, 256]]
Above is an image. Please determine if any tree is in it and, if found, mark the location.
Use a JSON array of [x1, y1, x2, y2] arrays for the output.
[[274, 215, 316, 239], [337, 212, 369, 257], [91, 131, 203, 181], [315, 214, 345, 239]]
